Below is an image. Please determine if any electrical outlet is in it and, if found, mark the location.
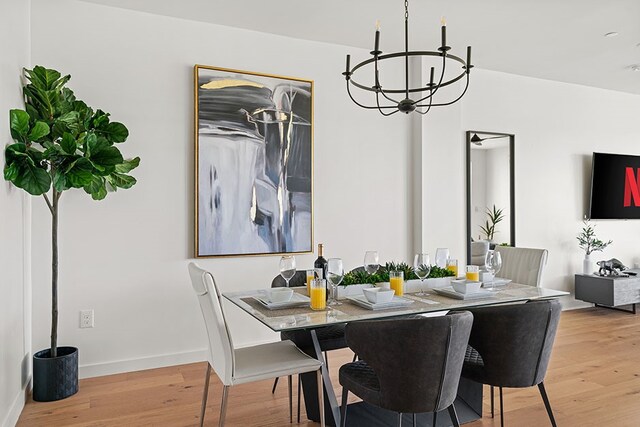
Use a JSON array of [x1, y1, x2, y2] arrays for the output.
[[80, 309, 94, 328]]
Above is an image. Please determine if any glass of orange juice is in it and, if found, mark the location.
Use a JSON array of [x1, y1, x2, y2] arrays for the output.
[[447, 259, 459, 277], [306, 269, 315, 295], [389, 271, 404, 297], [310, 279, 327, 310], [466, 265, 480, 282]]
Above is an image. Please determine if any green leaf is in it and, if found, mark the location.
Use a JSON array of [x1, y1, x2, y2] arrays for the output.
[[102, 122, 129, 143], [88, 136, 124, 167], [4, 161, 20, 181], [65, 158, 94, 188], [83, 176, 107, 200], [28, 121, 50, 141], [10, 110, 30, 140], [52, 169, 68, 192], [56, 111, 80, 133], [107, 172, 137, 189], [115, 157, 140, 173], [12, 160, 51, 195], [60, 132, 77, 154], [5, 143, 29, 162], [28, 66, 62, 90]]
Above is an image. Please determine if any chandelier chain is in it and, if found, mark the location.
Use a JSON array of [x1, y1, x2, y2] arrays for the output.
[[405, 0, 408, 20]]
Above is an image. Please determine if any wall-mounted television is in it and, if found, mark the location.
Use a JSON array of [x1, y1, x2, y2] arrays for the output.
[[589, 152, 640, 219]]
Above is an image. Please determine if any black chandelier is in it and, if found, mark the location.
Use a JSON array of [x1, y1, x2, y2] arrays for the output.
[[342, 0, 473, 116]]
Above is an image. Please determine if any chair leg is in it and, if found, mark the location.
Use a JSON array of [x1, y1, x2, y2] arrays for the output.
[[340, 387, 348, 427], [490, 385, 494, 418], [447, 404, 460, 427], [397, 412, 403, 427], [272, 377, 279, 394], [432, 410, 437, 427], [499, 386, 504, 427], [200, 363, 212, 427], [352, 353, 357, 362], [297, 374, 301, 423], [538, 382, 558, 427], [219, 385, 230, 427], [288, 375, 293, 423], [317, 369, 325, 427], [325, 351, 329, 369], [413, 413, 417, 427]]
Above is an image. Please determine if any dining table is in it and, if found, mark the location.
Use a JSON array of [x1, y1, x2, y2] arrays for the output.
[[224, 282, 569, 426]]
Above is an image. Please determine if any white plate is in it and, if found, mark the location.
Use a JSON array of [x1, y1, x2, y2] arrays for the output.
[[481, 278, 512, 287], [253, 292, 310, 310], [433, 287, 495, 300], [346, 295, 414, 310]]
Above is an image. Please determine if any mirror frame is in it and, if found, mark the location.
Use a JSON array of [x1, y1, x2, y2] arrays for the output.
[[465, 130, 516, 263]]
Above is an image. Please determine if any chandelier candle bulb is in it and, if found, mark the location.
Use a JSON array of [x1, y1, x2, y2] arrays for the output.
[[429, 67, 435, 87], [441, 23, 447, 48], [374, 29, 380, 53], [466, 46, 472, 71], [345, 54, 351, 73]]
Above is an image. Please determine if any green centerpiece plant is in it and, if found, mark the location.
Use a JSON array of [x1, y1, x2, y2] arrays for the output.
[[3, 66, 140, 401], [341, 261, 455, 286]]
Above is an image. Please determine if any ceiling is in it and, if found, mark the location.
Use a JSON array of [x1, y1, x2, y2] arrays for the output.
[[82, 0, 640, 95]]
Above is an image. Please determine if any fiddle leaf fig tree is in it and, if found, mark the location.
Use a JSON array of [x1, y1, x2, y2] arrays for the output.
[[3, 66, 140, 358]]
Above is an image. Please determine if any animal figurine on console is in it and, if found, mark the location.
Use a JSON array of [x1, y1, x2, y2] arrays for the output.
[[597, 258, 627, 276]]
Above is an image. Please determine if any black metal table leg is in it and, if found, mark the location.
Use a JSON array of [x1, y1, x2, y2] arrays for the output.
[[595, 303, 637, 314]]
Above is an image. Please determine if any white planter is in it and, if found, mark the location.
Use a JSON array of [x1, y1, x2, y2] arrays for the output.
[[336, 283, 374, 299], [583, 254, 593, 275]]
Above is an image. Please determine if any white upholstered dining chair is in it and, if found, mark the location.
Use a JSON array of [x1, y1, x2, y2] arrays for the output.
[[188, 262, 325, 427], [494, 246, 548, 287]]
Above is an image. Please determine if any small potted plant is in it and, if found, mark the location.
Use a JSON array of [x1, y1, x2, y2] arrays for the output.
[[577, 219, 612, 275], [4, 66, 140, 401], [480, 205, 505, 242]]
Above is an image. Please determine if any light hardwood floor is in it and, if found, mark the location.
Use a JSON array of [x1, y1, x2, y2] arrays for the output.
[[17, 307, 640, 426]]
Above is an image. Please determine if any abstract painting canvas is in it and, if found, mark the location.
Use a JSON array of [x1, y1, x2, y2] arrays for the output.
[[195, 65, 313, 257]]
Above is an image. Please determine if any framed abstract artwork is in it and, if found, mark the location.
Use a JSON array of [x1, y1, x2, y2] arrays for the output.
[[194, 65, 313, 257]]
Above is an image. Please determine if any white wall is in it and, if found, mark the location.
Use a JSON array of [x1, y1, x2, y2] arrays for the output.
[[0, 0, 31, 424], [460, 69, 640, 299], [29, 0, 410, 377]]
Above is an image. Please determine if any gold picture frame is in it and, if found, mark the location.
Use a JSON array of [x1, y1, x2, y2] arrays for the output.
[[194, 65, 314, 258]]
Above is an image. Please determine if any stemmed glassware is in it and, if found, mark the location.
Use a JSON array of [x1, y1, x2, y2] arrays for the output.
[[414, 253, 431, 296], [327, 258, 344, 306], [364, 251, 379, 275], [279, 255, 296, 287], [484, 251, 502, 290]]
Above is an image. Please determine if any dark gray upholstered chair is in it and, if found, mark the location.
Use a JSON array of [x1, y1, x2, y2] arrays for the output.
[[461, 299, 561, 427], [271, 271, 350, 422], [339, 312, 474, 427]]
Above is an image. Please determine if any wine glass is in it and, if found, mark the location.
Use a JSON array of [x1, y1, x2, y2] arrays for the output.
[[364, 251, 379, 275], [414, 253, 431, 296], [484, 251, 502, 290], [279, 255, 296, 288], [327, 258, 344, 306]]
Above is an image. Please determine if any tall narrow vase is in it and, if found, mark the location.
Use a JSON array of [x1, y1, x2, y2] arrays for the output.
[[583, 254, 593, 275]]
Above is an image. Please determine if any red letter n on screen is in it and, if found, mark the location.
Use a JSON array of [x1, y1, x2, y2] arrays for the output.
[[624, 167, 640, 207]]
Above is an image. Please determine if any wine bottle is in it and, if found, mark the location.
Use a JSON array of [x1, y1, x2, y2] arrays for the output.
[[314, 243, 328, 300]]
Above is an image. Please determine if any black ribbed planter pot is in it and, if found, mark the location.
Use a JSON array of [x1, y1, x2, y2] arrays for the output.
[[33, 346, 79, 402]]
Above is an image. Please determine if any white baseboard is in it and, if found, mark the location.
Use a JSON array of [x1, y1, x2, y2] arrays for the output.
[[79, 338, 277, 379], [79, 349, 208, 379], [2, 387, 27, 427]]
